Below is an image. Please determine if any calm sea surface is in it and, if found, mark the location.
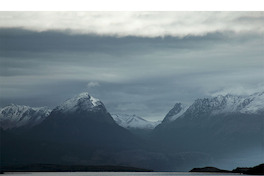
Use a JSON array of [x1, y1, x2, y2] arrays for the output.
[[3, 172, 243, 176]]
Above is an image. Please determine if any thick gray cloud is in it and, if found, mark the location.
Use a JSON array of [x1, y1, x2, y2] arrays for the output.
[[0, 12, 263, 37], [0, 12, 263, 121]]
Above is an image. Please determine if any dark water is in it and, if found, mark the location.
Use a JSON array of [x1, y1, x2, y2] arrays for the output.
[[3, 172, 243, 176]]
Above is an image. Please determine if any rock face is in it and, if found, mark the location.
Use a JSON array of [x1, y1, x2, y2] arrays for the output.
[[0, 104, 51, 130], [112, 114, 160, 129]]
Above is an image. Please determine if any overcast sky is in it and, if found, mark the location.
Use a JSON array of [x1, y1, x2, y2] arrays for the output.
[[0, 12, 263, 121]]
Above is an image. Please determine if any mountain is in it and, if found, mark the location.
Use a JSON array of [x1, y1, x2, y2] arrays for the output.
[[28, 92, 138, 146], [153, 92, 264, 169], [157, 92, 264, 126], [180, 92, 264, 119], [112, 114, 160, 129], [0, 104, 51, 130], [162, 103, 189, 123], [1, 92, 159, 170]]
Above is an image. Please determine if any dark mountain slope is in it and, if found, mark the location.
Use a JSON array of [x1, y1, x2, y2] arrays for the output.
[[1, 93, 165, 170]]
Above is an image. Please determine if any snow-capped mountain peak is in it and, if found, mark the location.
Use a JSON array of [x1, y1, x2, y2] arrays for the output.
[[112, 114, 161, 129], [182, 92, 264, 119], [0, 104, 51, 130], [162, 103, 189, 123], [54, 92, 105, 113]]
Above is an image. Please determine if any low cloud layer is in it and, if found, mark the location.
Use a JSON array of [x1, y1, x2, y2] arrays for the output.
[[0, 12, 263, 37]]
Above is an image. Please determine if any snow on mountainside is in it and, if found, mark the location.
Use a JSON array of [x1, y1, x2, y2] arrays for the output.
[[112, 114, 161, 129], [182, 91, 264, 119], [240, 92, 264, 114], [0, 104, 51, 130], [162, 103, 189, 123], [53, 92, 106, 113]]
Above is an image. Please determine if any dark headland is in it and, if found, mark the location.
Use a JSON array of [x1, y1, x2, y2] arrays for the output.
[[1, 164, 153, 173], [190, 163, 264, 175], [190, 167, 230, 173]]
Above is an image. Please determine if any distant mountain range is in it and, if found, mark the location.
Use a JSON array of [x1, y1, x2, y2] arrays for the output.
[[2, 92, 263, 131], [0, 106, 160, 131], [1, 91, 263, 171], [112, 114, 160, 129]]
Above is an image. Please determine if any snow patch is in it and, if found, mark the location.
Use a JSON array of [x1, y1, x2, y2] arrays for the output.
[[90, 96, 100, 106]]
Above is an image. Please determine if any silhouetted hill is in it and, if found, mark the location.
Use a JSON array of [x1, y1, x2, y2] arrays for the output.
[[243, 163, 264, 175], [190, 166, 230, 173], [190, 163, 264, 175]]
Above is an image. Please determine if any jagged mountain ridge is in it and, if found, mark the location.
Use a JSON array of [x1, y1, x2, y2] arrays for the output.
[[112, 114, 160, 129], [181, 92, 264, 119], [158, 92, 264, 125], [2, 92, 263, 131], [0, 104, 51, 130], [0, 93, 160, 131], [0, 93, 105, 130]]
